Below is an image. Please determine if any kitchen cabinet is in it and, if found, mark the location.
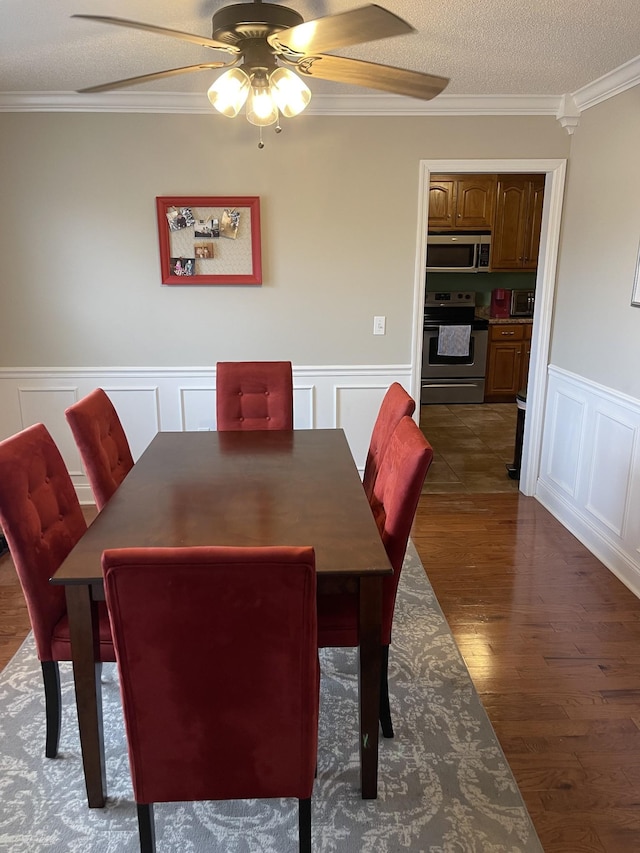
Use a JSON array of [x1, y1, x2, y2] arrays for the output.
[[491, 175, 544, 270], [428, 174, 496, 230], [484, 323, 532, 403]]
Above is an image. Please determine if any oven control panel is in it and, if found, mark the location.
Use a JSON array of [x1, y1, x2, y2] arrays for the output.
[[424, 290, 476, 308], [425, 291, 476, 307]]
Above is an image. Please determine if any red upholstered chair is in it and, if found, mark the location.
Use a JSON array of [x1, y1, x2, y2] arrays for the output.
[[317, 415, 433, 739], [102, 544, 319, 853], [216, 361, 294, 431], [0, 424, 115, 757], [362, 382, 416, 502], [65, 387, 134, 511]]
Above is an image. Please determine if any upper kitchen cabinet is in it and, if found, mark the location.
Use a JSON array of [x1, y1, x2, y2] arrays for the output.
[[491, 175, 545, 271], [428, 175, 496, 230]]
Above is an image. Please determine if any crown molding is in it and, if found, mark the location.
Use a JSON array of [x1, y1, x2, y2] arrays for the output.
[[0, 90, 561, 115], [0, 52, 637, 118], [572, 54, 640, 111]]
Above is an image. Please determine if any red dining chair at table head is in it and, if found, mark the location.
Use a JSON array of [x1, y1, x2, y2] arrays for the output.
[[0, 423, 115, 758], [216, 361, 294, 431], [102, 544, 319, 853], [317, 415, 433, 739], [362, 382, 416, 502], [65, 387, 134, 511]]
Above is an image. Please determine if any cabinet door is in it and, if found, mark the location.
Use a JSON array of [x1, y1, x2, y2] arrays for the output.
[[485, 325, 524, 402], [455, 176, 496, 229], [486, 342, 522, 401], [428, 179, 456, 229], [522, 176, 545, 270], [491, 177, 528, 269]]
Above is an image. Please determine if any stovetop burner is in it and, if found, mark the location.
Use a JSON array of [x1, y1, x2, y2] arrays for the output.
[[424, 291, 487, 329]]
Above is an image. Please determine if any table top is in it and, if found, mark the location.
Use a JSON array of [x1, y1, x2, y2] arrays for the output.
[[52, 429, 392, 585]]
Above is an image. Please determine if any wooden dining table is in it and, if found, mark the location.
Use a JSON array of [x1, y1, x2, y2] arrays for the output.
[[51, 428, 392, 808]]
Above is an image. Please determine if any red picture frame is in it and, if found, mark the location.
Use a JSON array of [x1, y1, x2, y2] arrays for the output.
[[156, 196, 262, 285]]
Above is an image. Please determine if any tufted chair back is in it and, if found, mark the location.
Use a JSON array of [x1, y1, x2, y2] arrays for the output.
[[0, 423, 87, 660], [316, 415, 432, 740], [103, 544, 319, 853], [65, 388, 134, 510], [0, 423, 116, 757], [369, 416, 434, 639], [216, 361, 294, 431], [362, 382, 416, 501]]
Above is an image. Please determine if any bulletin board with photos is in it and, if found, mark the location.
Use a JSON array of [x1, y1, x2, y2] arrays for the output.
[[156, 196, 262, 285]]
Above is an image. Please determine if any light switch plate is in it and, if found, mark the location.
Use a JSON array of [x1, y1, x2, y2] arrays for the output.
[[373, 316, 386, 335]]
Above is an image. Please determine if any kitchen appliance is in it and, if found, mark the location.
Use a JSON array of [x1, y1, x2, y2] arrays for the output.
[[421, 291, 489, 404], [511, 289, 535, 317], [490, 288, 511, 318], [426, 233, 491, 273]]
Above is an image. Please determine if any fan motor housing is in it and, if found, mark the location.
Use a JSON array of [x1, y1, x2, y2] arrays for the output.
[[211, 3, 304, 45]]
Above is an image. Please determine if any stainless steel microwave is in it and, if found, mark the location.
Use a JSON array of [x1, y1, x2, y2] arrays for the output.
[[427, 233, 491, 273], [511, 289, 535, 316]]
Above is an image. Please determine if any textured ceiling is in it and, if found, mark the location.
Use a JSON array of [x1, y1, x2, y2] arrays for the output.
[[1, 0, 639, 99]]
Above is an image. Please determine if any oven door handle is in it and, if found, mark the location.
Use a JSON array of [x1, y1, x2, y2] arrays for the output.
[[422, 382, 482, 389]]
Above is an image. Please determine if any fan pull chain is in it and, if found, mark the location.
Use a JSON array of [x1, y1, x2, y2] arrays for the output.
[[257, 119, 284, 148]]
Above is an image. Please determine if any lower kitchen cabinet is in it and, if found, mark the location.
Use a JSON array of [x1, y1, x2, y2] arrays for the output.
[[485, 324, 532, 402]]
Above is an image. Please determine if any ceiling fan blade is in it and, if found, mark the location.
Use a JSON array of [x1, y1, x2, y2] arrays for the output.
[[268, 4, 413, 56], [76, 63, 232, 94], [296, 55, 449, 101], [71, 15, 240, 54]]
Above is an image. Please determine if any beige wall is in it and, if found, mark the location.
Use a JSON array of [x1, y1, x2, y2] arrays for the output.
[[0, 112, 567, 368], [550, 86, 640, 398]]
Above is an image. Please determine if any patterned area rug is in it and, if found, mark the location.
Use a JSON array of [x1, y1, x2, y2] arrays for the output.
[[0, 543, 542, 852]]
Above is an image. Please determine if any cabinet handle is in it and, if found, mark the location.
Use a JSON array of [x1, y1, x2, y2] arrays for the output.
[[501, 330, 515, 336]]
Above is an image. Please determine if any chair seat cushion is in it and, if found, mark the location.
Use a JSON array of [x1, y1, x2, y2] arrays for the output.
[[317, 591, 359, 648], [50, 601, 116, 662]]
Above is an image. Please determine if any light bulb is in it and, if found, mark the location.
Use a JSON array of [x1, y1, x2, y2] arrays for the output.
[[207, 68, 250, 118], [270, 67, 311, 118], [246, 71, 279, 127]]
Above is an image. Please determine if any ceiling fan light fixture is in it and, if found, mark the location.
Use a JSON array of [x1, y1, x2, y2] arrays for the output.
[[269, 67, 311, 118], [207, 67, 250, 117], [245, 70, 279, 127]]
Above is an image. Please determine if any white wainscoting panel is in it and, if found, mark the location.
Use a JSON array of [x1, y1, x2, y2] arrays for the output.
[[587, 410, 635, 536], [335, 383, 393, 472], [18, 385, 80, 474], [537, 366, 640, 597], [180, 387, 216, 432], [102, 386, 160, 461], [542, 387, 585, 498], [0, 365, 412, 505]]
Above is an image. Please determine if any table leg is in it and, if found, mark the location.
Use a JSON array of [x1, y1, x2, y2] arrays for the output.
[[358, 575, 383, 800], [65, 585, 107, 808]]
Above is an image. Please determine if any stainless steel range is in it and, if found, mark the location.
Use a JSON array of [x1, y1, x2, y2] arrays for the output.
[[421, 291, 489, 404]]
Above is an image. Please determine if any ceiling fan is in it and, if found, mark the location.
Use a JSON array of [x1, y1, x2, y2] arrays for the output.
[[73, 1, 449, 144]]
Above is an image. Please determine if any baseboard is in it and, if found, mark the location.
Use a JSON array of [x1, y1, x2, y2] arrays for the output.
[[537, 479, 640, 599]]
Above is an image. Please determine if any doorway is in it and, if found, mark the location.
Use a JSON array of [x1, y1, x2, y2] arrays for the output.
[[411, 159, 567, 497]]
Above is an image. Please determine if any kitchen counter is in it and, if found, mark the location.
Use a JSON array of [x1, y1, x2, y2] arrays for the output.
[[475, 306, 533, 325], [485, 317, 533, 325]]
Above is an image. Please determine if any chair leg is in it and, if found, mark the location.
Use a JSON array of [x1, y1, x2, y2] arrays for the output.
[[379, 644, 394, 739], [137, 803, 156, 853], [41, 661, 61, 758], [298, 797, 311, 853]]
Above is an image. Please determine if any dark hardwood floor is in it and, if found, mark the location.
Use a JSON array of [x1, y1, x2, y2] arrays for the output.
[[412, 492, 640, 853], [2, 489, 640, 851]]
